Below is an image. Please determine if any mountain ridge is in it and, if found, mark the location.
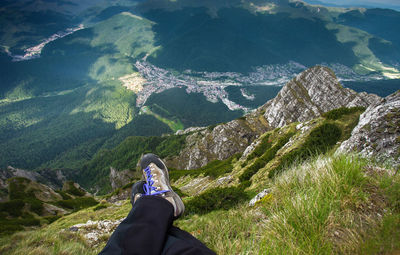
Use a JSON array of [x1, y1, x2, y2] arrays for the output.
[[165, 66, 381, 170]]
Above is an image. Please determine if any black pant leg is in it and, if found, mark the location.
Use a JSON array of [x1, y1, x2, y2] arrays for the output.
[[162, 227, 217, 255], [99, 196, 174, 255]]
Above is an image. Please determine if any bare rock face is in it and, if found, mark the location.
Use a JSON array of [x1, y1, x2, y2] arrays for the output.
[[338, 91, 400, 166], [175, 126, 207, 135], [0, 166, 66, 190], [261, 66, 380, 129], [167, 118, 268, 169], [109, 167, 136, 191], [167, 66, 380, 170]]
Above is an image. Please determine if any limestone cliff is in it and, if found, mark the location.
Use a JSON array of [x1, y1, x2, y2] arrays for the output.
[[259, 66, 380, 128], [338, 90, 400, 166], [166, 118, 268, 169], [167, 66, 380, 170]]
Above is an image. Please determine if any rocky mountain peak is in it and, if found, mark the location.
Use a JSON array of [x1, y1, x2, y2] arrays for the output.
[[261, 66, 381, 129], [167, 66, 381, 170]]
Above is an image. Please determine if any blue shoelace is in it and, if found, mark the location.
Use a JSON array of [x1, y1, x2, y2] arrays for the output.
[[143, 166, 169, 196]]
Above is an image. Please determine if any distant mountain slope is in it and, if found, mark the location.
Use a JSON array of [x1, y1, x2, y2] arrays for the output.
[[137, 0, 400, 77], [0, 11, 239, 171], [144, 7, 357, 73]]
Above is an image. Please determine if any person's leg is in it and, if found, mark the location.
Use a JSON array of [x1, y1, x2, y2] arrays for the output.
[[99, 153, 215, 255], [99, 153, 184, 254], [99, 195, 174, 255], [161, 227, 217, 255]]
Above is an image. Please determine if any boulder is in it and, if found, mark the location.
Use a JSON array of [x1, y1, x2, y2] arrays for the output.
[[338, 90, 400, 166]]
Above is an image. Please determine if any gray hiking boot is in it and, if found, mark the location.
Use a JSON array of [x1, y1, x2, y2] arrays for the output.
[[131, 180, 146, 205], [140, 153, 185, 218]]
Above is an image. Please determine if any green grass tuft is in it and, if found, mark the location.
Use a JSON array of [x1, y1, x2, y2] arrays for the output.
[[185, 186, 249, 215], [269, 122, 342, 178], [246, 134, 272, 162], [323, 106, 366, 120], [93, 204, 108, 211], [171, 186, 188, 198], [56, 197, 98, 212], [0, 200, 25, 217], [240, 132, 295, 182]]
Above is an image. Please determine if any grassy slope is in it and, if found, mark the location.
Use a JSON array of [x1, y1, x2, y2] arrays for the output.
[[177, 154, 400, 254], [0, 155, 398, 255], [140, 106, 184, 132], [0, 178, 99, 236]]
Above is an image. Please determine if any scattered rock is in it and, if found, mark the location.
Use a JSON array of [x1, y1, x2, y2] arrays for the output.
[[69, 226, 79, 232], [249, 189, 272, 207], [68, 219, 123, 246], [216, 175, 233, 185], [168, 119, 266, 170]]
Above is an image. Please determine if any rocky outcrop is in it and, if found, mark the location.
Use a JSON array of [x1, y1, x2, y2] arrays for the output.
[[0, 167, 67, 201], [167, 118, 268, 169], [175, 126, 207, 135], [249, 189, 272, 207], [0, 166, 66, 190], [338, 90, 400, 166], [109, 167, 136, 191], [260, 66, 380, 128], [167, 66, 380, 170], [6, 177, 63, 202], [62, 181, 90, 197]]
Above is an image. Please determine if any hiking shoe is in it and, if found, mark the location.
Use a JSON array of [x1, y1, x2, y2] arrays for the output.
[[131, 180, 146, 206], [140, 153, 185, 218]]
